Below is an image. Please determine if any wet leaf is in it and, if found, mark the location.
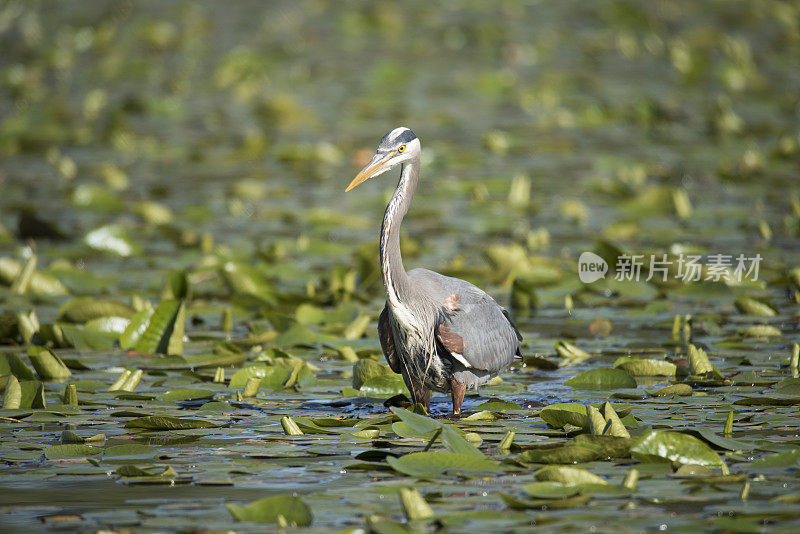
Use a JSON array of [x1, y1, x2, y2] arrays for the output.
[[387, 452, 503, 477], [573, 434, 634, 457], [734, 296, 776, 317], [535, 466, 607, 485], [522, 482, 582, 499], [499, 492, 591, 510], [58, 298, 135, 323], [399, 487, 434, 520], [162, 388, 215, 402], [44, 444, 103, 459], [226, 495, 312, 526], [519, 445, 601, 465], [614, 357, 677, 377], [352, 359, 390, 389], [124, 415, 225, 430], [631, 430, 722, 466], [84, 224, 142, 257], [133, 299, 185, 355], [540, 403, 589, 428], [103, 444, 156, 459], [27, 346, 71, 380], [749, 448, 800, 468], [0, 352, 36, 380], [564, 368, 636, 390], [351, 374, 409, 397]]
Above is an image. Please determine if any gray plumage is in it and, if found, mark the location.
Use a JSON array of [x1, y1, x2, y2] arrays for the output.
[[347, 127, 522, 414]]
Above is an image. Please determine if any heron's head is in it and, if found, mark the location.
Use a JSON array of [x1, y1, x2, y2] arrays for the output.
[[346, 127, 420, 192]]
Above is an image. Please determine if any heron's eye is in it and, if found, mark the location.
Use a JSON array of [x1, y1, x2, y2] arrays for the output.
[[398, 145, 406, 153]]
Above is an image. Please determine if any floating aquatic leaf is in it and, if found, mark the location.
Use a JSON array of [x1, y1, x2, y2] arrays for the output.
[[601, 402, 630, 438], [652, 384, 693, 397], [472, 399, 527, 412], [518, 445, 601, 465], [0, 353, 35, 380], [44, 444, 103, 459], [499, 492, 591, 510], [84, 224, 142, 257], [351, 374, 409, 398], [103, 444, 157, 459], [564, 368, 636, 390], [749, 449, 800, 468], [387, 451, 503, 477], [614, 357, 677, 377], [522, 482, 582, 499], [133, 299, 185, 355], [539, 403, 589, 428], [228, 365, 294, 390], [555, 340, 590, 364], [226, 495, 312, 526], [687, 344, 714, 375], [573, 434, 634, 458], [399, 487, 434, 520], [220, 261, 277, 304], [734, 296, 776, 317], [631, 430, 722, 466], [391, 407, 483, 457], [119, 308, 155, 350], [161, 388, 215, 402], [742, 325, 782, 338], [0, 258, 69, 296], [586, 404, 607, 435], [116, 465, 177, 477], [58, 297, 135, 323], [535, 466, 607, 485], [352, 358, 389, 389], [124, 415, 225, 430], [27, 346, 71, 380]]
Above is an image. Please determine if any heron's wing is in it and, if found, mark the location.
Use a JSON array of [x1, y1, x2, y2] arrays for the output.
[[378, 304, 402, 374], [408, 269, 521, 373]]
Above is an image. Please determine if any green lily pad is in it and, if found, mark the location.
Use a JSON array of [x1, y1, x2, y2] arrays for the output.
[[124, 415, 225, 430], [631, 430, 722, 466], [535, 466, 607, 485], [614, 357, 677, 377], [161, 388, 215, 402], [226, 495, 312, 526], [564, 368, 637, 390], [44, 444, 103, 459], [84, 224, 143, 257], [522, 482, 582, 499], [387, 451, 504, 477]]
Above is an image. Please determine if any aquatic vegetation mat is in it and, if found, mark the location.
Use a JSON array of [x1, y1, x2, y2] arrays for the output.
[[1, 0, 800, 531]]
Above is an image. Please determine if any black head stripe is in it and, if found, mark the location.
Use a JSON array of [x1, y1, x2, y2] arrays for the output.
[[379, 128, 417, 150]]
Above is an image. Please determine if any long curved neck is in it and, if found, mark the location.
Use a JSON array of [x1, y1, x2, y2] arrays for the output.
[[380, 156, 420, 306]]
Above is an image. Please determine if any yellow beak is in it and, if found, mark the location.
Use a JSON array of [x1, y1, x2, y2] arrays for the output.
[[346, 153, 392, 192]]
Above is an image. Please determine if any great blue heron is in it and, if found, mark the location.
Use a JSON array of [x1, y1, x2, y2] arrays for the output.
[[346, 127, 522, 415]]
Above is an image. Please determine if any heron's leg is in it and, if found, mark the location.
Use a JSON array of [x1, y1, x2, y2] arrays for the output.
[[450, 378, 466, 416]]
